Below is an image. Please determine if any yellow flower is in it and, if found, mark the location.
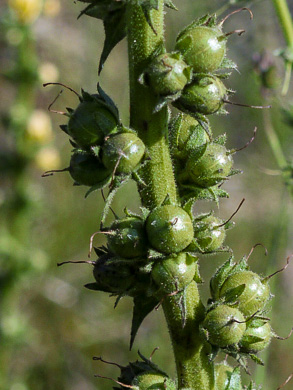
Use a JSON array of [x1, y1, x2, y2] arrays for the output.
[[26, 109, 53, 143], [9, 0, 42, 25], [34, 146, 61, 171]]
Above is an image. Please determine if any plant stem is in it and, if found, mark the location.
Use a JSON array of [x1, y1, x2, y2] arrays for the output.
[[127, 2, 178, 208], [162, 282, 214, 390], [127, 4, 214, 389], [272, 0, 293, 47], [271, 0, 293, 94]]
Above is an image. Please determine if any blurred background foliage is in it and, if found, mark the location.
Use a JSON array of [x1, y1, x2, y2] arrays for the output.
[[0, 0, 293, 389]]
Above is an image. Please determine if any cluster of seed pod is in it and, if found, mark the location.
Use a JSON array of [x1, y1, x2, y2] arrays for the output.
[[199, 253, 291, 371], [43, 85, 146, 195]]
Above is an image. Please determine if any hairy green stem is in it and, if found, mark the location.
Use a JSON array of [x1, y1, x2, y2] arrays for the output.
[[162, 282, 214, 390], [127, 2, 178, 208], [271, 0, 293, 94], [272, 0, 293, 47], [127, 3, 214, 389]]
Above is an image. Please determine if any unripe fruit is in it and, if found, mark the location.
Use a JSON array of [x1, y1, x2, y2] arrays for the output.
[[214, 363, 234, 390], [169, 114, 209, 160], [174, 76, 227, 115], [144, 52, 192, 96], [202, 304, 246, 347], [67, 100, 118, 148], [133, 372, 176, 390], [175, 26, 226, 73], [102, 133, 145, 174], [107, 217, 148, 258], [146, 205, 194, 254], [185, 143, 233, 188], [193, 215, 226, 252], [69, 151, 111, 186], [219, 271, 270, 316], [93, 255, 136, 294], [240, 322, 272, 353], [151, 253, 196, 294]]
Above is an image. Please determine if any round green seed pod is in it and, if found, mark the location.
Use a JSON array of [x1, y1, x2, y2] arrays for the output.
[[93, 255, 136, 294], [240, 322, 272, 353], [151, 253, 196, 294], [133, 372, 176, 390], [107, 217, 148, 259], [175, 26, 226, 73], [219, 271, 270, 317], [69, 151, 111, 186], [169, 113, 209, 160], [214, 363, 234, 390], [193, 215, 226, 252], [174, 75, 227, 115], [102, 133, 145, 174], [202, 304, 246, 347], [145, 52, 192, 96], [67, 100, 118, 148], [185, 143, 233, 188], [146, 205, 194, 254]]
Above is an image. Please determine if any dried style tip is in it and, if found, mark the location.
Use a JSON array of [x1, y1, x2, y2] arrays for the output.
[[277, 374, 293, 390], [223, 100, 272, 109], [57, 260, 95, 267], [215, 198, 245, 228], [93, 356, 124, 369], [246, 243, 268, 261], [41, 168, 69, 177], [218, 8, 254, 27], [94, 374, 135, 389], [263, 255, 292, 281], [43, 82, 80, 97], [233, 127, 257, 153]]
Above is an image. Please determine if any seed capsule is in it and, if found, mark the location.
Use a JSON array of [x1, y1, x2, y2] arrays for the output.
[[193, 215, 226, 252], [214, 363, 234, 390], [146, 205, 194, 254], [169, 113, 209, 160], [184, 143, 233, 188], [69, 151, 111, 186], [143, 52, 192, 97], [67, 99, 118, 149], [219, 271, 270, 316], [151, 253, 196, 294], [175, 25, 226, 73], [107, 217, 148, 259], [102, 133, 145, 174], [202, 304, 246, 347], [240, 321, 272, 353], [174, 75, 227, 115]]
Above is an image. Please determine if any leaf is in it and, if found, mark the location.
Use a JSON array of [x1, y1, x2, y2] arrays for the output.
[[99, 8, 127, 73], [223, 284, 246, 303], [97, 84, 120, 120], [141, 0, 159, 33], [249, 354, 264, 366], [164, 0, 177, 10], [227, 367, 242, 390], [242, 335, 265, 344], [130, 295, 159, 350]]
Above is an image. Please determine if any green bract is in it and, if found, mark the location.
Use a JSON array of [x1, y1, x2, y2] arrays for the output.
[[219, 271, 270, 316], [146, 205, 194, 254], [151, 253, 196, 294], [67, 99, 118, 148], [102, 133, 145, 174], [69, 151, 111, 186], [214, 363, 234, 390], [142, 52, 192, 97], [240, 321, 272, 353], [193, 215, 226, 252], [202, 304, 246, 347], [107, 217, 148, 258], [169, 113, 209, 160], [184, 143, 233, 188], [175, 25, 226, 74], [174, 75, 227, 115]]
